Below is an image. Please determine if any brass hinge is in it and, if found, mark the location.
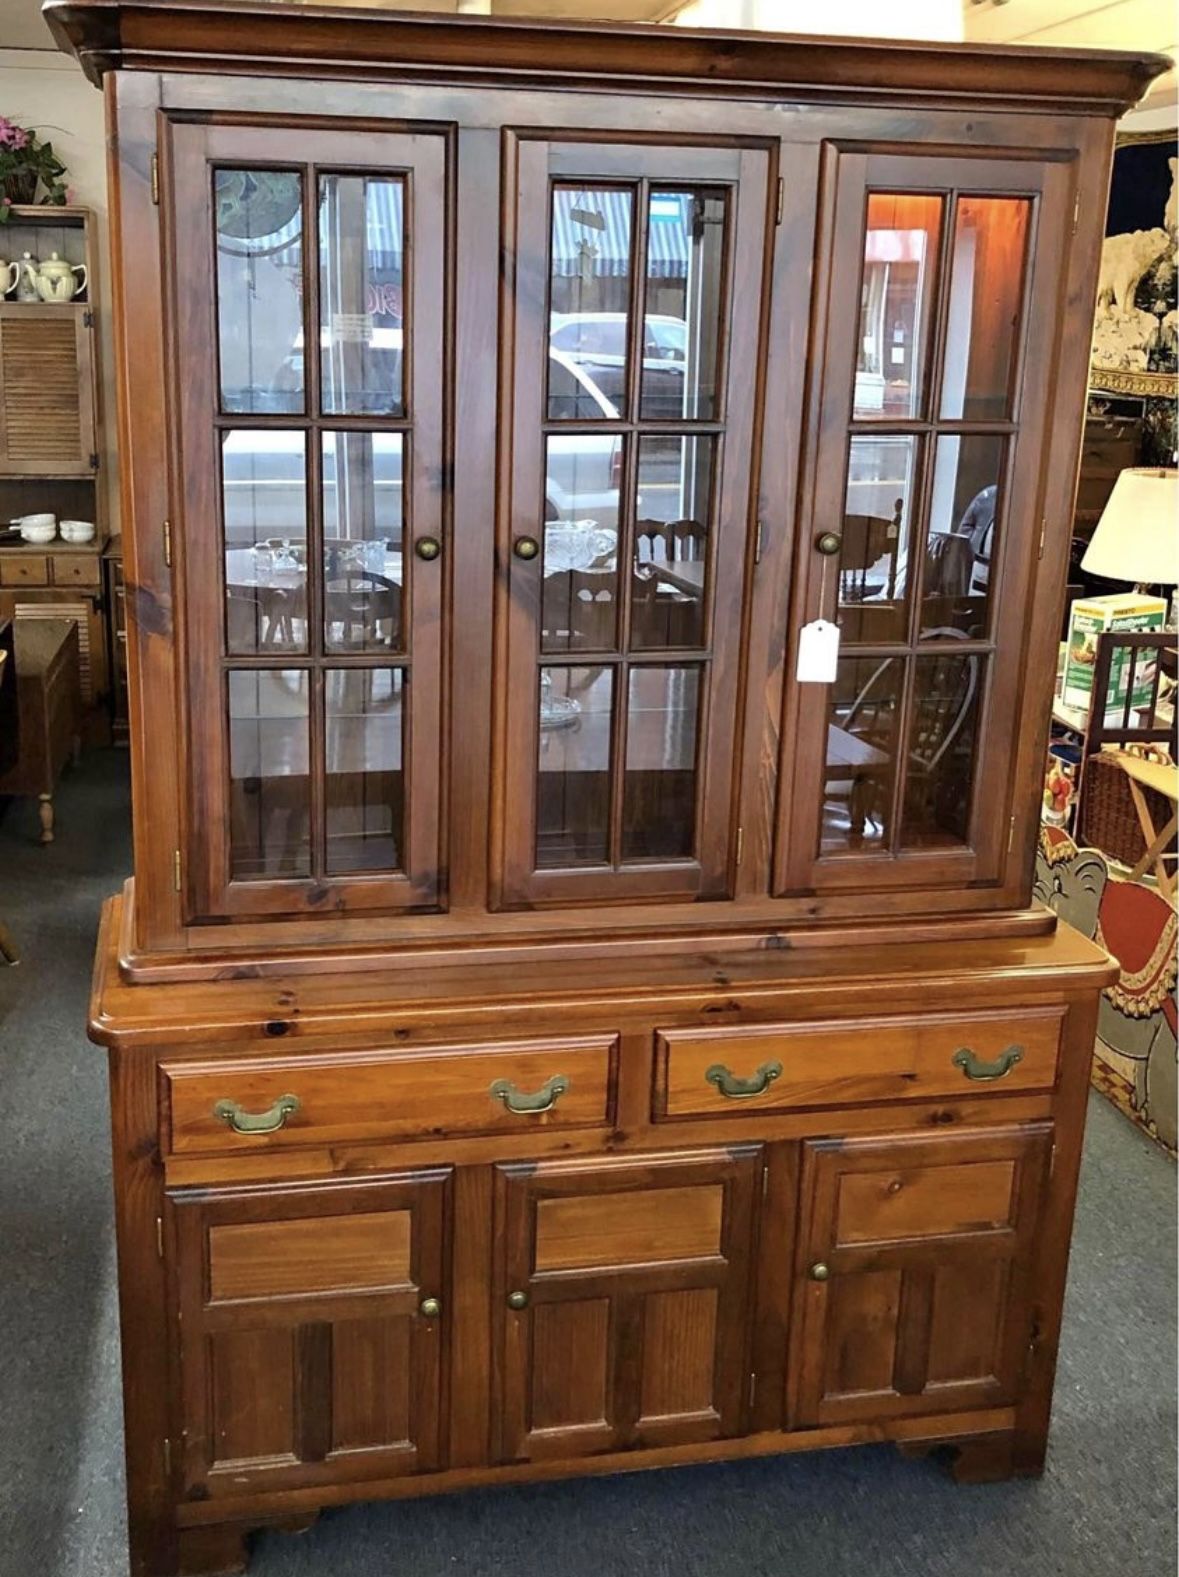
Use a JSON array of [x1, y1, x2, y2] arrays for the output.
[[150, 151, 159, 206], [173, 849, 182, 892], [748, 1371, 758, 1408], [1072, 191, 1080, 235], [82, 308, 94, 329], [762, 1166, 771, 1199], [735, 826, 745, 867], [163, 1437, 172, 1478], [775, 177, 784, 225], [1008, 815, 1017, 854], [156, 1216, 164, 1258], [163, 519, 172, 569], [1038, 517, 1047, 559], [754, 520, 765, 565]]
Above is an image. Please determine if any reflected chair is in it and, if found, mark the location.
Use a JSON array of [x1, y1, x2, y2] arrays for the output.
[[541, 569, 617, 652], [324, 573, 401, 650]]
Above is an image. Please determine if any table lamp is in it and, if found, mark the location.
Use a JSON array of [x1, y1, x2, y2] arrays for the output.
[[1081, 467, 1179, 594]]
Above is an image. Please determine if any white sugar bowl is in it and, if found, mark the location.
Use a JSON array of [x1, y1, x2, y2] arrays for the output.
[[17, 513, 56, 544], [59, 518, 96, 544]]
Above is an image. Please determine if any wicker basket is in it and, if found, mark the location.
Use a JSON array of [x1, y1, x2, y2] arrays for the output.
[[1077, 751, 1178, 868]]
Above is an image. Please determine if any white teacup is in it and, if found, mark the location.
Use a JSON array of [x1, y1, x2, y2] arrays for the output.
[[59, 519, 96, 544]]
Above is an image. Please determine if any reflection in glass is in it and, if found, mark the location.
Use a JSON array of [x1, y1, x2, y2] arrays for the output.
[[541, 435, 621, 651], [319, 175, 405, 416], [632, 434, 714, 649], [622, 665, 700, 861], [221, 429, 308, 655], [839, 435, 917, 644], [215, 168, 305, 415], [325, 668, 404, 873], [536, 666, 613, 868], [940, 197, 1030, 420], [322, 432, 404, 652], [855, 193, 943, 420], [228, 669, 311, 879], [921, 434, 1005, 639], [547, 186, 634, 419], [640, 190, 726, 421], [822, 655, 903, 853], [900, 652, 983, 848]]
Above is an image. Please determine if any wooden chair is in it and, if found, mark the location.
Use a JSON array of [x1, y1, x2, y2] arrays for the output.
[[838, 506, 901, 604], [541, 568, 618, 651], [324, 573, 401, 651]]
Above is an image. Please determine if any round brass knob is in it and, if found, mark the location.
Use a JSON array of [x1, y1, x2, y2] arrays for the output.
[[415, 536, 442, 561], [513, 536, 541, 561], [810, 1262, 830, 1282], [815, 532, 842, 557], [507, 1290, 529, 1310], [419, 1296, 442, 1319]]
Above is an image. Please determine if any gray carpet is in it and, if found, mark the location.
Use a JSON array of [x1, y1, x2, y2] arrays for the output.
[[1, 749, 1175, 1577]]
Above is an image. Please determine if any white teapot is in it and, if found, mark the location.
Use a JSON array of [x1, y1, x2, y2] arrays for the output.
[[15, 253, 39, 302], [0, 259, 17, 298], [34, 251, 87, 304]]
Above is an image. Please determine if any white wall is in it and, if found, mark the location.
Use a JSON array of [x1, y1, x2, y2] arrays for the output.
[[673, 0, 962, 40], [0, 47, 117, 526]]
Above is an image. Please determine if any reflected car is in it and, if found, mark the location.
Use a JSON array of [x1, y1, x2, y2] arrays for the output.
[[549, 312, 688, 418]]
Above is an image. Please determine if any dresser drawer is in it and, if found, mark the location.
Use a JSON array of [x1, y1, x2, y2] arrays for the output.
[[653, 1007, 1064, 1120], [0, 555, 48, 586], [51, 553, 100, 587], [163, 1033, 619, 1154]]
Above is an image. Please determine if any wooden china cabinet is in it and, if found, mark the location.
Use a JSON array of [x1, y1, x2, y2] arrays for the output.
[[46, 3, 1166, 1574]]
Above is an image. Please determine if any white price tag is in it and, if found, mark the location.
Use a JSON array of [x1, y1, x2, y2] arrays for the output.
[[796, 618, 840, 683]]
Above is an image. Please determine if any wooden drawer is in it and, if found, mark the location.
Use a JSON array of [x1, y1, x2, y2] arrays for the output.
[[0, 555, 48, 586], [51, 553, 100, 587], [653, 1007, 1064, 1120], [163, 1033, 619, 1154]]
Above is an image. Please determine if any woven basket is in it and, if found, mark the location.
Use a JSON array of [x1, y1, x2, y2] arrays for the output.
[[1077, 751, 1178, 868]]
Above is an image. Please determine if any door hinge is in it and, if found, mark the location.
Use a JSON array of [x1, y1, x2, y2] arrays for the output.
[[762, 1166, 771, 1199], [735, 826, 745, 867], [775, 177, 784, 225], [1038, 517, 1047, 559], [1008, 815, 1017, 854], [748, 1371, 758, 1408], [151, 151, 159, 206], [754, 520, 765, 565], [163, 519, 172, 569], [1072, 191, 1080, 235], [163, 1436, 172, 1478], [82, 308, 94, 329], [173, 849, 182, 892], [156, 1216, 164, 1258], [89, 452, 100, 472]]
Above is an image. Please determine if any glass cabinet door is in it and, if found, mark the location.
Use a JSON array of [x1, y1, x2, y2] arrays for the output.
[[169, 124, 445, 920], [497, 139, 770, 907], [775, 150, 1072, 897]]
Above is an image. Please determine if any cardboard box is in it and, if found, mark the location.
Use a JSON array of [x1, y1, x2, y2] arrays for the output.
[[1062, 592, 1167, 716]]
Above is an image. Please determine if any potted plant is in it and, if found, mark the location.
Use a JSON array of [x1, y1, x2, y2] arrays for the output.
[[0, 117, 69, 218]]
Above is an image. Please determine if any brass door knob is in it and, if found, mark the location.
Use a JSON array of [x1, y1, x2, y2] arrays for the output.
[[419, 1296, 442, 1319], [507, 1290, 529, 1310], [415, 536, 442, 561], [513, 536, 541, 561], [815, 532, 842, 556], [810, 1262, 830, 1282]]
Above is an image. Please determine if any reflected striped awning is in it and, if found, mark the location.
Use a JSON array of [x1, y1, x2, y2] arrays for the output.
[[550, 188, 690, 280]]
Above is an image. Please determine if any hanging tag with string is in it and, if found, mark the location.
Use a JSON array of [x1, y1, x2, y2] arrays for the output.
[[796, 542, 841, 683]]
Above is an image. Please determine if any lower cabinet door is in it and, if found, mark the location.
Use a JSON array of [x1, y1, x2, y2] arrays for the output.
[[171, 1170, 450, 1498], [493, 1148, 761, 1462], [788, 1124, 1052, 1427]]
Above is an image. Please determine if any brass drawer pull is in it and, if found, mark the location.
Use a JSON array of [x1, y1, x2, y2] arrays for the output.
[[952, 1045, 1024, 1082], [705, 1060, 783, 1099], [213, 1093, 301, 1134], [489, 1074, 569, 1114]]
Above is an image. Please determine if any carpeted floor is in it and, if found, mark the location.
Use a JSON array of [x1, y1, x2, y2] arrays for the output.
[[1, 750, 1175, 1577]]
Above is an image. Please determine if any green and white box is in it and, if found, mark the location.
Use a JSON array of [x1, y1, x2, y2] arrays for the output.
[[1063, 592, 1167, 716]]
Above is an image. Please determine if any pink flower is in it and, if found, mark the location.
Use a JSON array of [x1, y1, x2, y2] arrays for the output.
[[0, 118, 30, 150], [65, 186, 76, 204]]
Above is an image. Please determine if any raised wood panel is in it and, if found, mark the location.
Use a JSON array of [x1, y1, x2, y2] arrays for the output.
[[495, 1149, 759, 1464], [0, 306, 94, 475], [207, 1210, 413, 1302], [163, 1034, 618, 1155], [209, 1326, 296, 1469], [789, 1124, 1052, 1427], [534, 1184, 723, 1271], [331, 1315, 413, 1454], [655, 1007, 1064, 1119]]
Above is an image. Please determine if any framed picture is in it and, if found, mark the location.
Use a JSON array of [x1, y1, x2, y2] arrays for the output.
[[1091, 130, 1177, 400]]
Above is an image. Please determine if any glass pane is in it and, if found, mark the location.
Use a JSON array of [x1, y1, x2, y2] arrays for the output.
[[541, 432, 622, 652], [856, 194, 943, 420], [228, 669, 310, 879], [319, 175, 405, 416], [940, 197, 1030, 420], [221, 429, 308, 655], [536, 665, 613, 868], [548, 186, 633, 420], [325, 668, 404, 873], [921, 434, 1005, 639], [839, 435, 917, 645], [823, 655, 904, 854], [900, 652, 984, 848], [215, 169, 305, 415], [322, 432, 404, 653], [632, 434, 714, 650], [622, 665, 700, 861], [640, 190, 726, 421]]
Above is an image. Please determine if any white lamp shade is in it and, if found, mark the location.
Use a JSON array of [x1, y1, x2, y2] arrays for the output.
[[1081, 467, 1179, 586]]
